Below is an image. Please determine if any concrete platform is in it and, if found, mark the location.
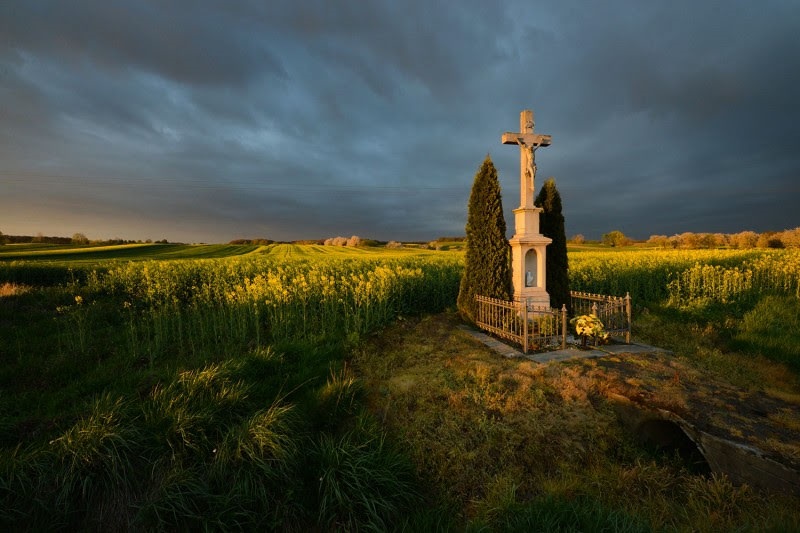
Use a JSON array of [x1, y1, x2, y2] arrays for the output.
[[458, 325, 669, 363]]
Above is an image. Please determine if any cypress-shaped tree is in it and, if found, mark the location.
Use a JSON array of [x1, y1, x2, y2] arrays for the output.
[[457, 155, 512, 323], [535, 177, 570, 312]]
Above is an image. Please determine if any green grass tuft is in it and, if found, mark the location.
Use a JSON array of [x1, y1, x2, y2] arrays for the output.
[[309, 415, 421, 531], [733, 295, 800, 371]]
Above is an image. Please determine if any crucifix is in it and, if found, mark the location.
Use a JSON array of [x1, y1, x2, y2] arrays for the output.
[[502, 109, 552, 307], [501, 109, 551, 208]]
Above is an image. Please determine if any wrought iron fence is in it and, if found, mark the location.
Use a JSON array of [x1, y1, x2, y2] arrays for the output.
[[474, 291, 633, 353], [475, 295, 567, 354], [570, 291, 631, 343]]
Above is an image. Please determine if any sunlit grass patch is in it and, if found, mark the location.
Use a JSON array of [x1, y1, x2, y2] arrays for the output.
[[144, 362, 252, 455], [768, 408, 800, 433], [0, 282, 30, 297], [733, 295, 800, 371]]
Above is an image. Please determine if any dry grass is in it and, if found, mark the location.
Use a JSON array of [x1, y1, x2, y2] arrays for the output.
[[0, 282, 30, 297], [353, 311, 800, 530]]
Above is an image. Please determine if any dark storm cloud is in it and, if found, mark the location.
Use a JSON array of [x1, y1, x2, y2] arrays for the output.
[[0, 1, 286, 87], [1, 1, 798, 242]]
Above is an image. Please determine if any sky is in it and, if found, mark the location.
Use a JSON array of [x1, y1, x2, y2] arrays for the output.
[[1, 1, 799, 243]]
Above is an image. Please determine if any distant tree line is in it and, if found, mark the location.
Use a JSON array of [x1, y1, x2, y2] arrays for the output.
[[568, 228, 800, 249], [1, 234, 72, 245], [0, 232, 172, 245], [228, 238, 275, 245], [646, 228, 800, 249]]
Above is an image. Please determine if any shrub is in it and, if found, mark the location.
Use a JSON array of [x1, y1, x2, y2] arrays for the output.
[[457, 156, 511, 323]]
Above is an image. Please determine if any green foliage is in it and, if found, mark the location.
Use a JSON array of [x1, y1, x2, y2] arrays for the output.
[[733, 295, 800, 371], [308, 416, 420, 530], [458, 156, 512, 323], [535, 177, 570, 311]]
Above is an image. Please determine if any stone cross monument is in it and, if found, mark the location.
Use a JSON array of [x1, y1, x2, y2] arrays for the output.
[[502, 109, 552, 307]]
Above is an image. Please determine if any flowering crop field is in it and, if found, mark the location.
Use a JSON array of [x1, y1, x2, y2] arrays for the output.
[[568, 247, 800, 307], [0, 243, 463, 358], [91, 249, 463, 358]]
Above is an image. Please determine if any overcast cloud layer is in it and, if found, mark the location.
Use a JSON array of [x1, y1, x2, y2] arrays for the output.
[[1, 1, 798, 243]]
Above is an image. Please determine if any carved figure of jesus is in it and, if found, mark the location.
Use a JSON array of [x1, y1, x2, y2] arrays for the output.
[[524, 144, 537, 193]]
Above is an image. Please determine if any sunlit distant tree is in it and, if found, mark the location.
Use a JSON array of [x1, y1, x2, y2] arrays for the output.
[[601, 230, 631, 247], [72, 233, 89, 245], [711, 233, 729, 248], [646, 235, 669, 248], [777, 227, 800, 248], [757, 232, 784, 248], [570, 234, 585, 245], [730, 231, 758, 249]]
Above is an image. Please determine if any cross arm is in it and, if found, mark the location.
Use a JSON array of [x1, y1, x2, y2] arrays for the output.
[[501, 132, 552, 147]]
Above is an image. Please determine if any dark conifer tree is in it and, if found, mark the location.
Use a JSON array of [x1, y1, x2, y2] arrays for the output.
[[535, 177, 571, 312], [457, 156, 512, 323]]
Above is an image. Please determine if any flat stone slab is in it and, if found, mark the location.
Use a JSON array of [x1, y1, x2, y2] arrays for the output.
[[458, 325, 669, 363], [458, 326, 524, 358]]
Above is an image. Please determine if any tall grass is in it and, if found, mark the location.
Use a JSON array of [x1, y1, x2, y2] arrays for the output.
[[0, 250, 461, 529]]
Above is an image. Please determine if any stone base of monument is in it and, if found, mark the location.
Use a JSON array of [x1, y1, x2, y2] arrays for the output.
[[517, 291, 550, 309]]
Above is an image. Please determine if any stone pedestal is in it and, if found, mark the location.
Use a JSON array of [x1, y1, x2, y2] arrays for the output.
[[509, 206, 551, 307]]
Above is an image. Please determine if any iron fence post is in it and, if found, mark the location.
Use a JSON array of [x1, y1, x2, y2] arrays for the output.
[[625, 291, 632, 343], [561, 304, 567, 349], [522, 299, 528, 354]]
